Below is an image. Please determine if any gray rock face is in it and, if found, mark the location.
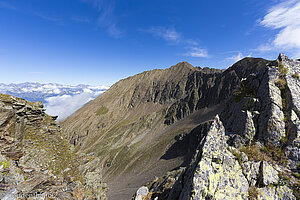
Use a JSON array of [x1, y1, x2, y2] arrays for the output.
[[258, 161, 279, 186], [221, 60, 287, 146], [258, 65, 286, 146], [164, 67, 240, 125], [242, 161, 260, 186], [220, 54, 300, 170], [178, 116, 249, 200], [142, 115, 296, 200], [257, 185, 296, 200]]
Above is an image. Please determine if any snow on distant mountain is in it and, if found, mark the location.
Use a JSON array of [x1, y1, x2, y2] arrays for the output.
[[0, 82, 109, 120]]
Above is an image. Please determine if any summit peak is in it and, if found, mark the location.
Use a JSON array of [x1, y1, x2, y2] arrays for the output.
[[277, 53, 289, 62], [170, 61, 195, 70]]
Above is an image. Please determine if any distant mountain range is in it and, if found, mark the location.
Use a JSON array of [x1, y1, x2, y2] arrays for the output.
[[0, 82, 109, 120], [0, 82, 108, 103]]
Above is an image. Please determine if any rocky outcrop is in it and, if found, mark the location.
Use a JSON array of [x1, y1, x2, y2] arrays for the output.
[[220, 58, 287, 146], [220, 54, 300, 170], [178, 116, 249, 200], [138, 116, 296, 200], [0, 94, 107, 199]]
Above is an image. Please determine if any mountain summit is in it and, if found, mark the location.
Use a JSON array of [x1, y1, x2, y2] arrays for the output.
[[61, 54, 299, 199]]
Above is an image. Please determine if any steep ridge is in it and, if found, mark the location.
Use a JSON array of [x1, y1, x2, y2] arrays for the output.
[[141, 116, 297, 200], [132, 54, 299, 200], [0, 94, 107, 199], [62, 54, 299, 199]]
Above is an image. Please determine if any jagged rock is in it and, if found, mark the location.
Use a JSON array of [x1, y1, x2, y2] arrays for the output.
[[290, 110, 300, 146], [285, 146, 300, 169], [227, 134, 246, 149], [243, 110, 256, 141], [228, 110, 256, 142], [242, 161, 260, 186], [257, 185, 296, 200], [146, 168, 184, 200], [227, 146, 248, 162], [0, 154, 24, 192], [255, 64, 286, 146], [16, 173, 50, 194], [142, 115, 296, 200], [258, 161, 279, 186], [175, 116, 249, 200]]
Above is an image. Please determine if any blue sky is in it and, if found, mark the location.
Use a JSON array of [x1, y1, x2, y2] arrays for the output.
[[0, 0, 300, 86]]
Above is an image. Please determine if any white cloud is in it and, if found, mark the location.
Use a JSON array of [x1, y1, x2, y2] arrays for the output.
[[44, 90, 104, 120], [227, 52, 244, 63], [81, 0, 123, 38], [226, 52, 252, 65], [185, 47, 208, 58], [142, 26, 208, 58], [259, 0, 300, 57], [142, 26, 181, 42], [88, 85, 109, 90]]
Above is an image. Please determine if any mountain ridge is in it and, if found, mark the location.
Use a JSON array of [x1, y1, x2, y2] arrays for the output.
[[61, 55, 299, 199]]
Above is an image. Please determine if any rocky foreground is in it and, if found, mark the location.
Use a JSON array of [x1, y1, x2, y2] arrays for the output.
[[0, 94, 106, 199]]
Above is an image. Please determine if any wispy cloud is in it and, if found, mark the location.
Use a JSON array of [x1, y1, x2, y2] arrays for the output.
[[0, 1, 63, 24], [81, 0, 123, 38], [226, 52, 244, 63], [141, 26, 208, 58], [33, 12, 62, 23], [0, 1, 18, 10], [184, 47, 208, 58], [258, 0, 300, 57], [141, 26, 181, 42], [226, 52, 252, 65]]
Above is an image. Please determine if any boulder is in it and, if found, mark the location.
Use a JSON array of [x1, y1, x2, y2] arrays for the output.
[[135, 186, 149, 200]]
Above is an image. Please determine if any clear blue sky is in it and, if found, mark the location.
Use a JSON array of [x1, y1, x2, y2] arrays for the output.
[[0, 0, 299, 86]]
